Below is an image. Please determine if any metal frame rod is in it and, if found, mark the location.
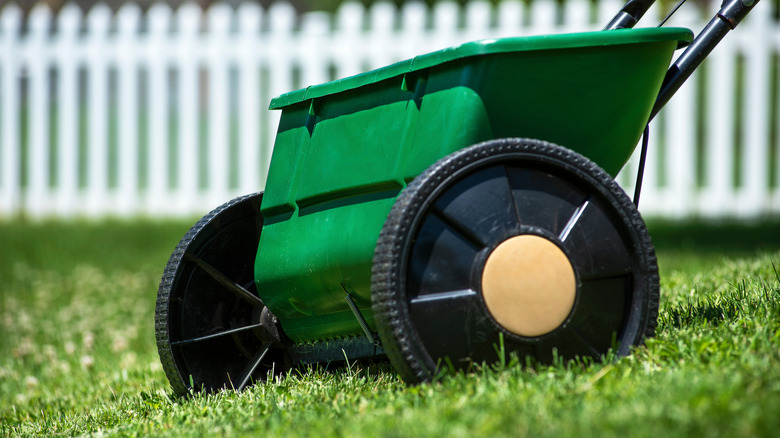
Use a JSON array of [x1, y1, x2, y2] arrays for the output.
[[604, 0, 659, 30], [650, 0, 760, 120]]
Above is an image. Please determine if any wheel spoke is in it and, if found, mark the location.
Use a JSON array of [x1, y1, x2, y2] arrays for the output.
[[506, 167, 586, 234], [559, 199, 633, 280], [408, 289, 493, 361], [236, 342, 273, 391], [409, 289, 478, 306], [431, 207, 486, 249], [532, 326, 602, 362], [433, 165, 520, 246], [569, 275, 630, 351], [409, 214, 480, 295], [567, 326, 603, 358], [171, 323, 264, 347], [558, 197, 591, 242], [184, 251, 265, 308]]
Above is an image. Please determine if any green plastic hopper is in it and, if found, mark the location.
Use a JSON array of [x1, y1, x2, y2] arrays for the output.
[[255, 27, 693, 344]]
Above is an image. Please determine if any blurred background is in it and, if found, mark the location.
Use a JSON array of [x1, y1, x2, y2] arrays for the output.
[[0, 0, 779, 220]]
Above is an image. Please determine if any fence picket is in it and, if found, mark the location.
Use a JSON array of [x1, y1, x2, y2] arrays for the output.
[[367, 2, 396, 70], [775, 51, 780, 214], [0, 4, 21, 216], [431, 2, 458, 50], [496, 1, 524, 38], [145, 3, 172, 214], [300, 12, 331, 89], [264, 3, 296, 190], [661, 5, 700, 218], [117, 4, 142, 215], [55, 4, 81, 216], [26, 6, 50, 217], [335, 2, 365, 79], [174, 3, 200, 213], [464, 1, 492, 42], [562, 0, 593, 31], [528, 0, 558, 35], [702, 38, 737, 217], [0, 0, 778, 219], [85, 4, 111, 215], [237, 2, 263, 196], [400, 2, 427, 59], [740, 10, 771, 217], [206, 3, 231, 208]]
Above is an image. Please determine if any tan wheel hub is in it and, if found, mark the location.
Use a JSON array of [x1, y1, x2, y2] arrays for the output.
[[481, 235, 576, 337]]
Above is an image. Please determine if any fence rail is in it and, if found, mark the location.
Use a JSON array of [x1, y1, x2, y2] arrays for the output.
[[0, 0, 779, 218]]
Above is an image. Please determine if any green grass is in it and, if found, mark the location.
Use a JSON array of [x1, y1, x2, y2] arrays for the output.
[[1, 219, 779, 437]]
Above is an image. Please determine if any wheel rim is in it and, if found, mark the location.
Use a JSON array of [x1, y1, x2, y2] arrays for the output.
[[372, 139, 659, 383], [156, 193, 288, 394]]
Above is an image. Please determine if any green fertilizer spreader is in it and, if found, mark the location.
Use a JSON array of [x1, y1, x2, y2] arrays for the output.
[[155, 0, 760, 393]]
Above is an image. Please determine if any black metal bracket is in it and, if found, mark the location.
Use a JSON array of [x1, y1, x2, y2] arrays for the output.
[[342, 284, 382, 347], [633, 124, 650, 207]]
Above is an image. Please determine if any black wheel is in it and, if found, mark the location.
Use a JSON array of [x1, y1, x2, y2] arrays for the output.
[[155, 193, 289, 394], [372, 138, 659, 383]]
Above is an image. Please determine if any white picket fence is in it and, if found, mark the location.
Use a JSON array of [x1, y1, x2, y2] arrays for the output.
[[0, 0, 779, 219]]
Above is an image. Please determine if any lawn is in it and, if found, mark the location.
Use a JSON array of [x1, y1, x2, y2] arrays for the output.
[[0, 218, 779, 437]]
